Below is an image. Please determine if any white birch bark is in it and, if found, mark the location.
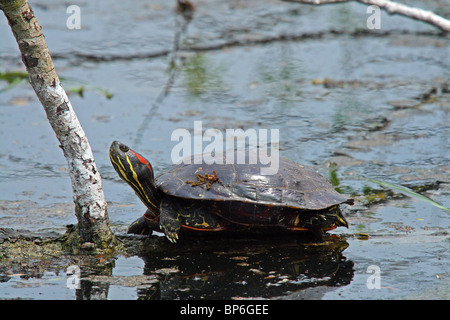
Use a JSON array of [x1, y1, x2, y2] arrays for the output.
[[1, 0, 114, 249]]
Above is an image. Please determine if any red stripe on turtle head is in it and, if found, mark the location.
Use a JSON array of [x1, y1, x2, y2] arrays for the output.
[[129, 149, 153, 174]]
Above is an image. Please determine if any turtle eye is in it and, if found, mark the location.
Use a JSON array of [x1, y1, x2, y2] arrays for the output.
[[119, 145, 129, 152]]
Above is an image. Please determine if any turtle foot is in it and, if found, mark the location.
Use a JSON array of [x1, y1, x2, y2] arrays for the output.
[[161, 226, 179, 243], [159, 213, 181, 243], [159, 198, 182, 243], [127, 216, 153, 235]]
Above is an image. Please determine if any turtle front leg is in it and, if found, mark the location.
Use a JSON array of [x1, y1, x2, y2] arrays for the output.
[[127, 209, 160, 235], [159, 198, 182, 243]]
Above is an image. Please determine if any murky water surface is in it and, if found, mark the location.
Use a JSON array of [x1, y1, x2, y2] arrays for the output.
[[0, 0, 448, 299]]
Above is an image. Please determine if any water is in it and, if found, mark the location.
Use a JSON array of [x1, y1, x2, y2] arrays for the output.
[[0, 0, 449, 299]]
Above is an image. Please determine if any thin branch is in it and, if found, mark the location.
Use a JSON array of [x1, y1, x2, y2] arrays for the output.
[[284, 0, 450, 32]]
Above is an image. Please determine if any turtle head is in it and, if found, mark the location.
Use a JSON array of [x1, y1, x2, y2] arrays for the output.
[[109, 141, 161, 214]]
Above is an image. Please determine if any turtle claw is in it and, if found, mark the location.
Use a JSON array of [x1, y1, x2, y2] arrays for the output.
[[161, 226, 179, 243], [166, 232, 178, 243], [166, 233, 178, 243]]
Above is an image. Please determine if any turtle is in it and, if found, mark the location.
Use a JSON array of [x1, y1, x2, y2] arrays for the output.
[[109, 141, 353, 243]]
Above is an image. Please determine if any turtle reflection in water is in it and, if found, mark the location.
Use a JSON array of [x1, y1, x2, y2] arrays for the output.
[[137, 239, 353, 299], [109, 141, 353, 243]]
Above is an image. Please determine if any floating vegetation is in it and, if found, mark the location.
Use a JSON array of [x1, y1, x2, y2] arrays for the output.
[[60, 76, 114, 99], [0, 71, 28, 92], [357, 177, 450, 213], [0, 71, 113, 99]]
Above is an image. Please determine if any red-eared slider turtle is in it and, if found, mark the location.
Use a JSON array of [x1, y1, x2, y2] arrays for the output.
[[110, 141, 353, 243]]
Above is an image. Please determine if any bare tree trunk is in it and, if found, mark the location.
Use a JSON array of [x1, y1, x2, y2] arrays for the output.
[[0, 0, 117, 252]]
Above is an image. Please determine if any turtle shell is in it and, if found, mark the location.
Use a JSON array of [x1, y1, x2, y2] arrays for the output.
[[156, 154, 353, 210]]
